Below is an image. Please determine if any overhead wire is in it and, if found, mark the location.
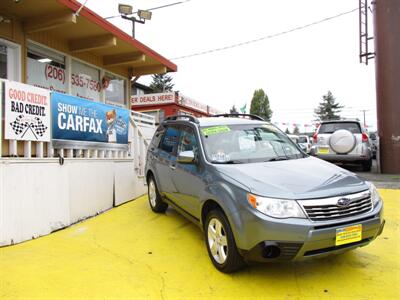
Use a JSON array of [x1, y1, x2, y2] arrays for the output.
[[170, 7, 359, 60]]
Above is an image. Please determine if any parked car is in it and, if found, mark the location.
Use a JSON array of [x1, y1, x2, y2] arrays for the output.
[[145, 114, 384, 273], [369, 132, 378, 159], [288, 134, 307, 152], [311, 120, 373, 171], [298, 135, 312, 154]]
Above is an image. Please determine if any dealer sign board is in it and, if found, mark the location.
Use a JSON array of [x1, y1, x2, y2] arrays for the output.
[[131, 92, 175, 106], [5, 81, 51, 142], [51, 92, 129, 145]]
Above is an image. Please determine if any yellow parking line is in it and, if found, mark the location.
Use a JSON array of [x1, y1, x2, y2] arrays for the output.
[[0, 189, 399, 300]]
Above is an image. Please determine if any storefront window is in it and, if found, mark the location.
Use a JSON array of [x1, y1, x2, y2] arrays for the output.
[[27, 43, 67, 93], [105, 73, 126, 106], [0, 45, 7, 79], [71, 59, 101, 101]]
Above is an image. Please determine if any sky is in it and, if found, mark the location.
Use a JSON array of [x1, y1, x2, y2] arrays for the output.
[[79, 0, 377, 132]]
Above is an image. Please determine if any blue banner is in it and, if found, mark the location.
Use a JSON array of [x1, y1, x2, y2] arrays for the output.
[[51, 92, 129, 144]]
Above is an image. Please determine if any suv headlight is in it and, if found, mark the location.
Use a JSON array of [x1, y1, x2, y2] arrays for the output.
[[368, 182, 381, 208], [247, 194, 306, 219]]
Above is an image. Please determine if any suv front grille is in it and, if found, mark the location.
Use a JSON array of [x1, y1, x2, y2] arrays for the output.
[[298, 190, 372, 221]]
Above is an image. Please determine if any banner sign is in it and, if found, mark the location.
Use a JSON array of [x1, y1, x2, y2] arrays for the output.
[[179, 94, 208, 113], [5, 81, 51, 142], [131, 92, 175, 106], [51, 92, 129, 144]]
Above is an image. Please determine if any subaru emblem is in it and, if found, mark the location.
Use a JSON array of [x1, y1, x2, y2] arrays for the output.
[[337, 198, 352, 207]]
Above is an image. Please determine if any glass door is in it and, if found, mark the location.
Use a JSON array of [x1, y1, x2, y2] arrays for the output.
[[0, 45, 7, 79], [0, 39, 21, 82]]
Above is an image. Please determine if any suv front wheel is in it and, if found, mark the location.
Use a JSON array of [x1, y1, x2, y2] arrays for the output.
[[205, 209, 244, 273], [147, 175, 168, 213]]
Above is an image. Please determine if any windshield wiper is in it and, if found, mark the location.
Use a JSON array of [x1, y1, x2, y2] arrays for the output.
[[265, 157, 289, 162], [212, 160, 243, 164]]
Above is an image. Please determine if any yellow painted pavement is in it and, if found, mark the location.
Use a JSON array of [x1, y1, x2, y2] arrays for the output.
[[0, 189, 399, 300]]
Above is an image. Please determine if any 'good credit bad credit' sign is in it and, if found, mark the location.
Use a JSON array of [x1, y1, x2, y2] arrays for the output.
[[5, 81, 51, 142], [51, 92, 129, 144], [131, 92, 175, 106]]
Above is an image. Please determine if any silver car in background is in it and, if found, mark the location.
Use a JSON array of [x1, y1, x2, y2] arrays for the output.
[[298, 135, 312, 154], [311, 120, 373, 171]]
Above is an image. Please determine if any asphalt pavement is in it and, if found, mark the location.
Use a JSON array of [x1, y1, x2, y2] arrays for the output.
[[339, 159, 400, 189]]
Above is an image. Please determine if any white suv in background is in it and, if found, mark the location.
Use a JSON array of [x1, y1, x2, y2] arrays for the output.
[[311, 120, 372, 171]]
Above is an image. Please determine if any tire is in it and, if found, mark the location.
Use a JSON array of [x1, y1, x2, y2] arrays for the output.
[[147, 176, 168, 213], [329, 129, 356, 154], [205, 209, 245, 273], [362, 159, 372, 172]]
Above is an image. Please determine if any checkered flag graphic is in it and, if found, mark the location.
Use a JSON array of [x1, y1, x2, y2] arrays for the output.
[[31, 117, 48, 137], [9, 115, 29, 136]]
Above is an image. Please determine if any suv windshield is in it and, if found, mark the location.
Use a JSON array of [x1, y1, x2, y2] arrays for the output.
[[319, 122, 361, 134], [200, 124, 304, 164]]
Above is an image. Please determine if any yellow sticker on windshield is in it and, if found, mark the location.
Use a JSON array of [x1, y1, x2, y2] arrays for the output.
[[201, 126, 231, 136]]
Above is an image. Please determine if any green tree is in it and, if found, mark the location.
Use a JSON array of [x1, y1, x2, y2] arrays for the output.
[[293, 125, 300, 135], [314, 91, 344, 121], [285, 128, 290, 134], [230, 105, 238, 114], [249, 89, 273, 121], [149, 73, 174, 92]]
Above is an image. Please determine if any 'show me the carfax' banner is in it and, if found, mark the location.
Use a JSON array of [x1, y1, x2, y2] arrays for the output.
[[51, 92, 129, 144]]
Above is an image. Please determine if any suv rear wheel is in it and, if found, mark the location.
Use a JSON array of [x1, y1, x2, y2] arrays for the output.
[[362, 159, 372, 172], [205, 209, 244, 273], [147, 176, 168, 213]]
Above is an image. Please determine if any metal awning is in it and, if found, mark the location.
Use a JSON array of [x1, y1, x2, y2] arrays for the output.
[[0, 0, 177, 76]]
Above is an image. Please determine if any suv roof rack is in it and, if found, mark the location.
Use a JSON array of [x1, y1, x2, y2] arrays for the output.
[[213, 113, 265, 121], [164, 115, 200, 124]]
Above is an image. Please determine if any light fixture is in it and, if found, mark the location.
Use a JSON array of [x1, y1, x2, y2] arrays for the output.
[[38, 58, 52, 63], [138, 10, 152, 20], [118, 4, 133, 15], [0, 16, 11, 23]]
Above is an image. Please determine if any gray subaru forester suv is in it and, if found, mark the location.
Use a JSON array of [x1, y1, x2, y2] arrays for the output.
[[145, 114, 385, 273]]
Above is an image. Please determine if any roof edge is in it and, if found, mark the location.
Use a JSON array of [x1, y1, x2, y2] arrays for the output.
[[58, 0, 177, 72]]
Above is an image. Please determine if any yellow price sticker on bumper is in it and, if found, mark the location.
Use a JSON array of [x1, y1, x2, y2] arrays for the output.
[[318, 147, 329, 154], [335, 224, 362, 246]]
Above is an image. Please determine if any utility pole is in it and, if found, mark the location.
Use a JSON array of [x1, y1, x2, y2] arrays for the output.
[[360, 109, 369, 127], [373, 0, 400, 174]]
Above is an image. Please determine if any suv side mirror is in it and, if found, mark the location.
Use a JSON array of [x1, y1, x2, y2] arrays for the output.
[[177, 150, 195, 164]]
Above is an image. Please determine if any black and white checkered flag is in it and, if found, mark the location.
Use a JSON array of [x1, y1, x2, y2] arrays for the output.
[[9, 115, 29, 135], [31, 117, 48, 137]]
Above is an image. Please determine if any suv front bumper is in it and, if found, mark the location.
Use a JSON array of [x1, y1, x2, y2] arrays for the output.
[[234, 202, 384, 263]]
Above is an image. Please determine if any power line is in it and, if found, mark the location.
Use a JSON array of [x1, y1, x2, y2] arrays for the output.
[[170, 8, 359, 60], [105, 0, 193, 19]]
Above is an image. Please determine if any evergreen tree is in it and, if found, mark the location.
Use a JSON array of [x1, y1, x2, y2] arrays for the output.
[[249, 89, 273, 121], [230, 105, 238, 114], [149, 73, 174, 92], [293, 125, 300, 135], [314, 91, 344, 121], [285, 128, 290, 134]]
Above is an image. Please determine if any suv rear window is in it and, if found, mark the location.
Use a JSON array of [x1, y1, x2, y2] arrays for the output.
[[319, 122, 361, 134]]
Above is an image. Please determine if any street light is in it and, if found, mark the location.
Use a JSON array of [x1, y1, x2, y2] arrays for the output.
[[118, 3, 152, 38], [118, 4, 133, 15]]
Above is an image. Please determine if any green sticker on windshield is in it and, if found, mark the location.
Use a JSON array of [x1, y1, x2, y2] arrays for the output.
[[201, 126, 231, 136]]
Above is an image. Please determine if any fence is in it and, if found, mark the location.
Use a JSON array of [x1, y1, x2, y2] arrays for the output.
[[0, 79, 154, 175]]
